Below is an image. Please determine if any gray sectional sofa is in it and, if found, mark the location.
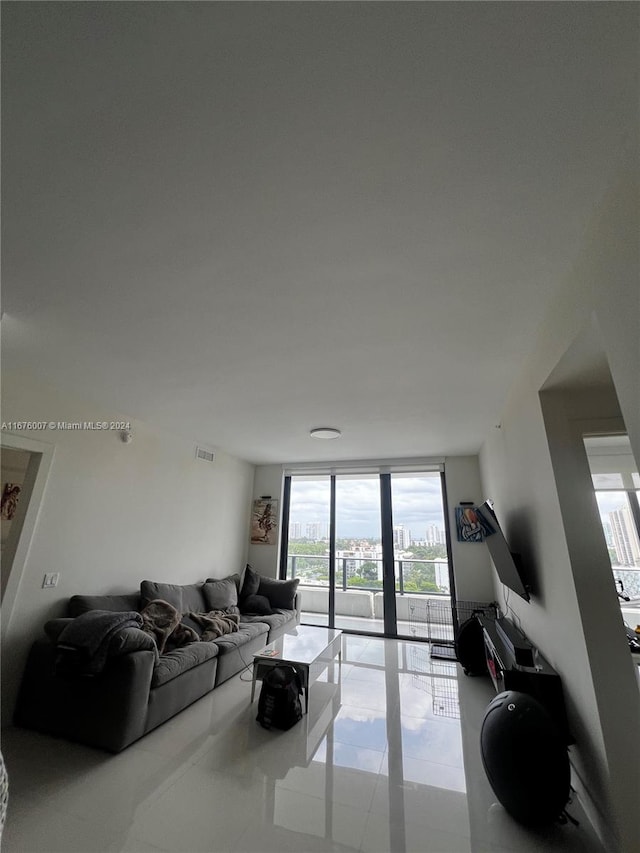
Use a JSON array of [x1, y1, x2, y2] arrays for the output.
[[14, 571, 300, 752]]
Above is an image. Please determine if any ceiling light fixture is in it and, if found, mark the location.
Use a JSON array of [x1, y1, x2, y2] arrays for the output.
[[310, 427, 342, 440]]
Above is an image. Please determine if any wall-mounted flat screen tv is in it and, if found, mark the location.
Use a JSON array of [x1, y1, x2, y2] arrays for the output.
[[475, 500, 531, 602]]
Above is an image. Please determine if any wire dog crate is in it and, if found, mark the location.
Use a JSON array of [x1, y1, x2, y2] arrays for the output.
[[408, 598, 498, 661], [408, 645, 460, 718], [406, 599, 498, 719]]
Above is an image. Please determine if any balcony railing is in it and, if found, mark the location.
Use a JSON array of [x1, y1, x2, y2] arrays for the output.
[[287, 554, 449, 596]]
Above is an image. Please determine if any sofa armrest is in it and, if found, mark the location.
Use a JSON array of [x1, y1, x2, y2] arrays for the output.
[[110, 626, 158, 659], [44, 617, 158, 662], [15, 637, 156, 752], [44, 617, 74, 644]]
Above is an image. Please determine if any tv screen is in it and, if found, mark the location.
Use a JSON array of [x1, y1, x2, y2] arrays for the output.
[[475, 501, 530, 602]]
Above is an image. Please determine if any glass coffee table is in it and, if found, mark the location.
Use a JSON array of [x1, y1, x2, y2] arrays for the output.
[[250, 625, 342, 713]]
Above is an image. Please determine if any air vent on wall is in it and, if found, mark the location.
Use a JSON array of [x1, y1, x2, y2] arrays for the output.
[[195, 447, 215, 463]]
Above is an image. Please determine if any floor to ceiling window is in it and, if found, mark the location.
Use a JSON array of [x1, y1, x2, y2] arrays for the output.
[[280, 463, 454, 638]]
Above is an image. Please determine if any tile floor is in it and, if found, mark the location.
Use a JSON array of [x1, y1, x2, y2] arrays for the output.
[[1, 635, 604, 853]]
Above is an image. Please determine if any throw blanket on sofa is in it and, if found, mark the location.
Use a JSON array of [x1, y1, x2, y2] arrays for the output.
[[56, 610, 143, 676], [185, 609, 240, 641], [140, 599, 199, 654]]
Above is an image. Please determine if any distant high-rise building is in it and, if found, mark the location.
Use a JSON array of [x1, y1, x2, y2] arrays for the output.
[[609, 506, 640, 566], [305, 521, 329, 540], [426, 524, 445, 546], [289, 521, 302, 539], [434, 559, 450, 593], [306, 522, 320, 539], [393, 525, 411, 550], [336, 546, 383, 580], [602, 520, 614, 548]]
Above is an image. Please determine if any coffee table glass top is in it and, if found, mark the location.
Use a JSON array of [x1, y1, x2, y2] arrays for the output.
[[255, 625, 342, 664]]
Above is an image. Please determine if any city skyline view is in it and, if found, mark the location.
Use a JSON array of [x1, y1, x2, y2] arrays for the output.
[[287, 522, 445, 547], [288, 474, 446, 540], [288, 476, 640, 566]]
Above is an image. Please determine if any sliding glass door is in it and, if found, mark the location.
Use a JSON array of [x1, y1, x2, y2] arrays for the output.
[[334, 474, 385, 633], [390, 472, 451, 639], [281, 466, 453, 637], [284, 475, 331, 626]]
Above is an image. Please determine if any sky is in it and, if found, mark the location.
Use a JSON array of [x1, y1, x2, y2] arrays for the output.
[[288, 474, 640, 545], [594, 491, 639, 518], [289, 474, 445, 539]]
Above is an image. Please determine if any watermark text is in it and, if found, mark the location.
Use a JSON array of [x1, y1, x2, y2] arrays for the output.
[[2, 421, 131, 432]]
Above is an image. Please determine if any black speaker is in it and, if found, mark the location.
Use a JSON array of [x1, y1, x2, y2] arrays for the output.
[[480, 690, 570, 825], [456, 616, 488, 676]]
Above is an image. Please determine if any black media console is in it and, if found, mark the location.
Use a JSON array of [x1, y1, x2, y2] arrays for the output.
[[478, 615, 573, 744]]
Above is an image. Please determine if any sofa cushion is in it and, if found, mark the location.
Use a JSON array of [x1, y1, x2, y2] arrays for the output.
[[212, 621, 268, 653], [68, 593, 140, 618], [240, 611, 293, 635], [139, 581, 207, 613], [258, 577, 300, 610], [151, 642, 219, 688], [202, 576, 239, 611], [241, 593, 274, 615], [240, 565, 261, 600]]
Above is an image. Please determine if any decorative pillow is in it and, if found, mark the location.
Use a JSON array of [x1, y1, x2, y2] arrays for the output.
[[202, 576, 239, 611], [241, 593, 274, 615], [258, 576, 299, 610], [180, 583, 209, 613], [204, 573, 242, 595], [140, 581, 185, 611], [240, 565, 261, 601]]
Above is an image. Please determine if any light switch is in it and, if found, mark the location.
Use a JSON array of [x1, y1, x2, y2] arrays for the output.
[[42, 573, 60, 589]]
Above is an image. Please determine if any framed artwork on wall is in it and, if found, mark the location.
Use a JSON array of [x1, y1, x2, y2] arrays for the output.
[[1, 483, 21, 520], [251, 499, 278, 545], [455, 505, 484, 542]]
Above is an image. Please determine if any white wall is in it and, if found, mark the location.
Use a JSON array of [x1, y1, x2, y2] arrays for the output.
[[479, 173, 640, 851], [246, 464, 283, 578], [444, 456, 494, 604], [1, 369, 255, 723]]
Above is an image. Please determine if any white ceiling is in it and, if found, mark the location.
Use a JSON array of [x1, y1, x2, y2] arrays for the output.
[[2, 3, 636, 464]]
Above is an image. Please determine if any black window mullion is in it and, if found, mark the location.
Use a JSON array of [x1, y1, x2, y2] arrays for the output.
[[279, 475, 291, 580], [329, 475, 336, 628], [440, 470, 459, 637], [380, 473, 397, 636]]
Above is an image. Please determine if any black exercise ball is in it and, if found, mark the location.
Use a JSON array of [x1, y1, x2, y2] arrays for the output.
[[480, 690, 570, 826]]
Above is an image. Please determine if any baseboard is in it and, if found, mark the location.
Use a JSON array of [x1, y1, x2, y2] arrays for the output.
[[569, 759, 618, 853]]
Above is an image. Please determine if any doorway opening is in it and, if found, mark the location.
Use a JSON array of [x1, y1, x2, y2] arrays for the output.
[[1, 446, 40, 602], [0, 435, 54, 643], [583, 433, 640, 634]]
